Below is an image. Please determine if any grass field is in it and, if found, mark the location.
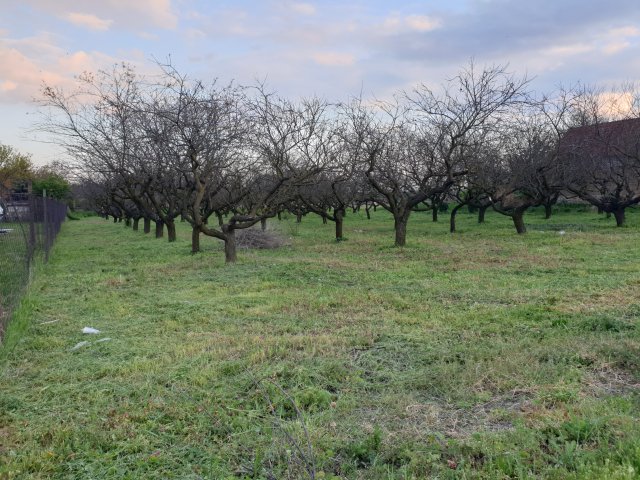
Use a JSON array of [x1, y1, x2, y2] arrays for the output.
[[1, 206, 639, 479]]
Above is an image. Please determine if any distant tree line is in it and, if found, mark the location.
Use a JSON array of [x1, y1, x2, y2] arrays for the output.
[[37, 61, 640, 262], [0, 145, 70, 201]]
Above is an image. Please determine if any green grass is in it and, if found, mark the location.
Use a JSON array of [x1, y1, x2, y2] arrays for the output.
[[1, 206, 639, 479], [0, 223, 31, 336]]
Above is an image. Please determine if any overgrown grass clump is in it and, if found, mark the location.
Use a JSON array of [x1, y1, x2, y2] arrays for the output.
[[1, 207, 639, 479]]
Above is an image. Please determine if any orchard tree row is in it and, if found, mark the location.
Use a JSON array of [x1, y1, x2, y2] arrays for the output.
[[38, 62, 640, 262]]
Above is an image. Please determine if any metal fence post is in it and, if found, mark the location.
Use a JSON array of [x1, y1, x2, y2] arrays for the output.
[[28, 194, 36, 263], [42, 189, 49, 263]]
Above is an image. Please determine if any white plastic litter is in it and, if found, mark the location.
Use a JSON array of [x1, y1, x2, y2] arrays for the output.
[[70, 341, 90, 351], [82, 327, 101, 334], [96, 337, 112, 343], [558, 230, 566, 235]]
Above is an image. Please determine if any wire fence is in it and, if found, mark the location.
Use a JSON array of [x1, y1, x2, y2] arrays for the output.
[[0, 189, 67, 340]]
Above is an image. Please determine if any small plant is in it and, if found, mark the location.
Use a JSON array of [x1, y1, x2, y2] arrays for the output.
[[343, 426, 383, 467]]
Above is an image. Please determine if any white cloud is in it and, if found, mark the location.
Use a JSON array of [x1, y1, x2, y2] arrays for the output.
[[597, 91, 635, 117], [404, 14, 441, 32], [381, 14, 441, 34], [138, 31, 159, 41], [290, 2, 316, 16], [185, 28, 207, 40], [602, 41, 630, 55], [20, 0, 177, 30], [381, 16, 402, 32], [543, 43, 593, 57], [599, 25, 640, 55], [191, 8, 251, 38], [312, 52, 355, 67], [608, 26, 640, 37], [65, 12, 113, 31]]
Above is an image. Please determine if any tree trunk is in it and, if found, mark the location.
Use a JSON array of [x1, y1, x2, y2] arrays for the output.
[[143, 217, 151, 234], [544, 203, 553, 219], [365, 206, 371, 220], [394, 212, 409, 247], [296, 212, 302, 223], [512, 208, 526, 234], [224, 229, 237, 263], [432, 207, 438, 222], [133, 218, 139, 231], [118, 217, 122, 223], [261, 217, 267, 231], [335, 208, 345, 241], [155, 220, 164, 238], [322, 215, 327, 225], [277, 211, 282, 221], [166, 219, 177, 242], [613, 208, 625, 227], [450, 204, 464, 233], [478, 206, 487, 223], [191, 227, 200, 253], [125, 217, 131, 227], [113, 216, 118, 223], [217, 212, 224, 226]]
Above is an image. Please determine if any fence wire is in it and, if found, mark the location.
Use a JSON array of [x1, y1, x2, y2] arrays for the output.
[[0, 190, 67, 340]]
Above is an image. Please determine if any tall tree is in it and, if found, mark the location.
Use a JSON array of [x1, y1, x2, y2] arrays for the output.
[[475, 110, 559, 234], [0, 144, 33, 193]]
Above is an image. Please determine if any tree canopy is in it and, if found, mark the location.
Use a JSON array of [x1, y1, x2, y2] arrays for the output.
[[0, 144, 34, 191]]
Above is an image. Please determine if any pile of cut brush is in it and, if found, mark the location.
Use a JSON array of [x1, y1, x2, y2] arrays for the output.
[[236, 227, 290, 250]]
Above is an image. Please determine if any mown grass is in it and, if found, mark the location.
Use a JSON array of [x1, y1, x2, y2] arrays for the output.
[[1, 205, 639, 479]]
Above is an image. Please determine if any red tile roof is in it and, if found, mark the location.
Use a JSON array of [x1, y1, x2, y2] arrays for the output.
[[560, 117, 640, 158]]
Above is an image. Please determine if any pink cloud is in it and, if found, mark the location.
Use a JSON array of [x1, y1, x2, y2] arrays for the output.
[[65, 12, 113, 31], [0, 34, 123, 104], [1, 80, 18, 92]]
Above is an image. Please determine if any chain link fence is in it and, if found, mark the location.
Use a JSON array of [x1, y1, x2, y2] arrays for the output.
[[0, 189, 67, 340]]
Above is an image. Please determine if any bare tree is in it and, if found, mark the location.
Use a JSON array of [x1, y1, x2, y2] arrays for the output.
[[139, 64, 249, 251], [475, 110, 559, 234], [38, 64, 171, 237], [341, 97, 416, 245], [560, 118, 640, 226], [189, 86, 326, 262], [344, 62, 527, 246], [297, 111, 363, 241]]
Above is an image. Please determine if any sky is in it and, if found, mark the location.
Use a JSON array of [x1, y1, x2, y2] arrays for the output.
[[1, 0, 639, 165]]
